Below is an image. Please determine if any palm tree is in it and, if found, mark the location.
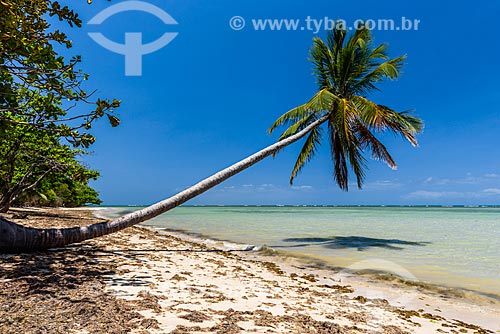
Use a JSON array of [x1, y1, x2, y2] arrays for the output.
[[0, 26, 422, 252], [269, 26, 422, 189]]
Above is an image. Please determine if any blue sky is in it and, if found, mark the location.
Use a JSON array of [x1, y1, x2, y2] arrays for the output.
[[60, 0, 500, 205]]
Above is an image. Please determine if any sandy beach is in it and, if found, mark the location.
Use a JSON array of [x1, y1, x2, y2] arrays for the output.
[[0, 208, 498, 334]]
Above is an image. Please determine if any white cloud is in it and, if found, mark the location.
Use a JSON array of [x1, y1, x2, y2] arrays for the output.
[[291, 185, 314, 191], [406, 191, 457, 199], [421, 177, 451, 185], [364, 180, 402, 190], [483, 188, 500, 195], [421, 174, 500, 186], [257, 183, 277, 190], [215, 183, 316, 194], [406, 188, 500, 200]]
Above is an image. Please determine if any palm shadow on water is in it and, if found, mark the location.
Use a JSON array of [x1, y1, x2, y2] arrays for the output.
[[279, 236, 431, 251]]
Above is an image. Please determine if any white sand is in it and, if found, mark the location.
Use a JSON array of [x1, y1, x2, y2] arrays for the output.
[[96, 226, 499, 334]]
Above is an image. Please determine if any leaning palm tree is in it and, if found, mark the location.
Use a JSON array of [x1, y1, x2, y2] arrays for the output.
[[0, 26, 422, 252]]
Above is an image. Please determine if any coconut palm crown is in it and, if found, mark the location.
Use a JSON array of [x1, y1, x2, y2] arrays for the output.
[[269, 25, 423, 190]]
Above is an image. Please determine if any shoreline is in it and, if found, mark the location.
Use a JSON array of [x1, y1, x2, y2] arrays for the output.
[[139, 225, 500, 330], [95, 205, 500, 303], [1, 207, 499, 333], [93, 206, 500, 332], [150, 225, 500, 306]]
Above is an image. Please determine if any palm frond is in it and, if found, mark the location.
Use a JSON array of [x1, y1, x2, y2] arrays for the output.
[[289, 126, 322, 184], [353, 95, 423, 146], [378, 106, 423, 146], [354, 120, 396, 169], [327, 27, 346, 54], [347, 25, 372, 49], [329, 124, 349, 190], [353, 54, 406, 94], [330, 120, 367, 189], [268, 89, 339, 134], [347, 145, 367, 189], [278, 112, 318, 140], [310, 38, 334, 90], [368, 43, 389, 61]]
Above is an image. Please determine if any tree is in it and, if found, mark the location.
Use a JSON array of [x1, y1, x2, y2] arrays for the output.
[[0, 25, 423, 252], [0, 0, 120, 145], [0, 122, 101, 212], [269, 27, 422, 189], [0, 0, 119, 211], [16, 172, 102, 208], [5, 130, 103, 209]]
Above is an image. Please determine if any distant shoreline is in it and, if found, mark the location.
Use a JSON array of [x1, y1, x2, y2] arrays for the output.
[[90, 204, 500, 208]]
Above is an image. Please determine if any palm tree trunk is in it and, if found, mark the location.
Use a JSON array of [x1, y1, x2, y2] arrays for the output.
[[0, 116, 328, 252]]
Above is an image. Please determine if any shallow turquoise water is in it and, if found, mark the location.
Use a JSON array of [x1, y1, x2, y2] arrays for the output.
[[100, 206, 500, 298]]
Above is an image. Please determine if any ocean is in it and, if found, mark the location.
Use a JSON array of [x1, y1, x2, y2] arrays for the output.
[[99, 206, 500, 301]]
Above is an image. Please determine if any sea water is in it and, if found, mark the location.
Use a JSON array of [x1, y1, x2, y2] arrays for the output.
[[99, 206, 500, 300]]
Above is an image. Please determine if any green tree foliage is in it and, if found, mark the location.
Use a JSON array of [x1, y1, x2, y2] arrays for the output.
[[0, 0, 118, 211], [16, 168, 102, 208], [269, 25, 423, 189], [0, 122, 102, 211]]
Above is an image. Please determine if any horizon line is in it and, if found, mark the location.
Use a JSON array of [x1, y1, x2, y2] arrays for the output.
[[91, 204, 500, 208]]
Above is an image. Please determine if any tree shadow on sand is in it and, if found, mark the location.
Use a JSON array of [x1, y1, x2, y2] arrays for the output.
[[0, 245, 162, 334], [280, 236, 431, 251]]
